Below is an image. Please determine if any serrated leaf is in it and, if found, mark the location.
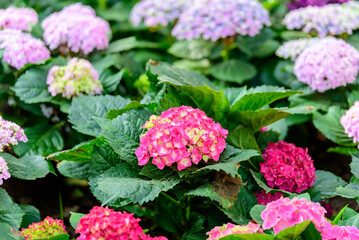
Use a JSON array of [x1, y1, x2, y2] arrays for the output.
[[224, 87, 248, 107], [19, 205, 40, 229], [69, 95, 131, 137], [139, 164, 174, 179], [313, 170, 347, 198], [69, 212, 85, 229], [168, 40, 213, 60], [48, 140, 97, 162], [335, 183, 359, 200], [250, 170, 291, 195], [250, 205, 266, 224], [0, 188, 24, 229], [57, 161, 90, 179], [210, 60, 257, 84], [107, 101, 158, 120], [274, 220, 311, 240]]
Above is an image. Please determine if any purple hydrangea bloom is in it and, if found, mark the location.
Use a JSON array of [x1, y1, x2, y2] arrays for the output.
[[341, 101, 359, 147], [0, 116, 28, 151], [0, 157, 10, 185], [41, 3, 110, 55], [0, 7, 38, 31], [276, 38, 321, 60], [294, 38, 359, 92], [283, 3, 359, 37], [287, 0, 352, 10], [0, 29, 50, 70], [172, 0, 271, 41], [130, 0, 189, 27]]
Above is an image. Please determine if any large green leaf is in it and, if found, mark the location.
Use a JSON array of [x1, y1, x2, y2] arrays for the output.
[[312, 170, 346, 198], [350, 152, 359, 178], [69, 95, 131, 137], [168, 40, 213, 60], [274, 220, 311, 240], [224, 87, 248, 107], [0, 188, 24, 229], [106, 36, 164, 53], [99, 69, 124, 94], [250, 205, 266, 224], [0, 223, 23, 240], [335, 183, 359, 200], [48, 140, 96, 162], [57, 161, 90, 180], [19, 204, 40, 229], [210, 60, 257, 84], [301, 223, 322, 240]]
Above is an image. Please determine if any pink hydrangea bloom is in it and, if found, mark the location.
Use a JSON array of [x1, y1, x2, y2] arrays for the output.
[[0, 157, 10, 185], [341, 101, 359, 147], [276, 38, 321, 61], [41, 3, 110, 55], [47, 58, 103, 99], [0, 29, 50, 70], [0, 116, 28, 151], [321, 223, 359, 240], [321, 200, 333, 219], [135, 106, 228, 171], [206, 222, 264, 240], [261, 197, 327, 234], [0, 7, 38, 31], [260, 141, 315, 193], [76, 206, 167, 240], [21, 216, 67, 240], [254, 190, 284, 205], [288, 0, 352, 11], [294, 38, 359, 92]]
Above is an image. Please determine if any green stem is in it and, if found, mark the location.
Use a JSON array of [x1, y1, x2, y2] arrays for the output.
[[59, 190, 64, 220], [160, 192, 180, 207], [97, 0, 107, 9]]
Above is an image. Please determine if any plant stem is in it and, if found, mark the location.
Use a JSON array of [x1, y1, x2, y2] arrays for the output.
[[160, 192, 180, 207], [59, 190, 64, 220]]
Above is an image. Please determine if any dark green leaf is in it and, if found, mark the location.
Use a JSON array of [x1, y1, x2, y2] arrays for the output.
[[300, 222, 322, 240], [211, 60, 257, 84], [57, 161, 89, 180], [19, 205, 40, 229], [48, 139, 98, 162], [0, 188, 24, 229], [100, 69, 124, 94], [274, 220, 311, 240]]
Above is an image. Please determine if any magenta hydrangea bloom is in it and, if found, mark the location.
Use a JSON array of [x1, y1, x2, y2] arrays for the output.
[[294, 38, 359, 92], [0, 29, 50, 70], [287, 0, 352, 10], [206, 222, 264, 240], [340, 101, 359, 147], [0, 116, 28, 151], [21, 217, 67, 240], [172, 0, 270, 41], [260, 141, 315, 193], [321, 223, 359, 240], [130, 0, 189, 27], [261, 197, 327, 234], [283, 3, 359, 37], [254, 190, 284, 205], [136, 106, 228, 171], [276, 38, 321, 61], [47, 58, 103, 99], [76, 206, 167, 240], [0, 7, 38, 31], [41, 3, 110, 55], [0, 157, 10, 185]]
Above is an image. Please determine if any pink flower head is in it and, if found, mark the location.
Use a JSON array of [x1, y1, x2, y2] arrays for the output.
[[76, 206, 167, 240], [41, 3, 110, 55], [0, 116, 28, 151], [136, 106, 228, 171], [0, 29, 50, 70], [254, 190, 284, 205], [288, 0, 352, 10], [260, 141, 315, 193], [321, 200, 333, 219], [276, 38, 322, 61], [321, 223, 359, 240], [0, 157, 10, 185], [206, 222, 264, 240], [261, 197, 327, 234], [341, 101, 359, 147], [0, 7, 38, 31], [294, 38, 359, 92], [47, 58, 103, 99], [21, 216, 67, 240]]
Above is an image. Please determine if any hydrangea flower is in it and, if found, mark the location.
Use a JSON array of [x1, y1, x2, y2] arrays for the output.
[[254, 190, 284, 205], [276, 38, 321, 61], [0, 157, 10, 185], [135, 106, 228, 171], [0, 116, 28, 151], [283, 3, 359, 37], [21, 217, 67, 240], [321, 200, 333, 219], [0, 7, 38, 31], [41, 3, 110, 55], [0, 29, 50, 70], [321, 223, 359, 240], [260, 141, 315, 193], [76, 206, 167, 240], [294, 38, 359, 92], [341, 101, 359, 147], [287, 0, 352, 10], [172, 0, 270, 41], [206, 222, 264, 240], [261, 197, 327, 234], [47, 58, 103, 99], [130, 0, 189, 27]]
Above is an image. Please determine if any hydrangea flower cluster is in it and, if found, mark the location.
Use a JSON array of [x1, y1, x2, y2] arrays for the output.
[[287, 0, 352, 10], [260, 141, 315, 193], [0, 116, 28, 151], [321, 224, 359, 240], [206, 222, 264, 240], [171, 0, 270, 41], [135, 106, 228, 171], [130, 0, 189, 27], [76, 206, 167, 240], [261, 197, 327, 234], [254, 190, 284, 205], [0, 29, 50, 70], [294, 38, 359, 92], [0, 157, 10, 185], [47, 58, 103, 99], [283, 3, 359, 37], [0, 7, 38, 31], [21, 217, 67, 240], [41, 3, 110, 55], [340, 101, 359, 147], [276, 38, 321, 61]]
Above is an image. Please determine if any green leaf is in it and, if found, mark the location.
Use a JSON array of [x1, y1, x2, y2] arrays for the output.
[[250, 205, 266, 224], [155, 195, 183, 234], [210, 60, 257, 84], [139, 164, 174, 180], [46, 234, 70, 240], [0, 223, 23, 240], [340, 213, 359, 229], [224, 87, 248, 107], [250, 170, 291, 195], [48, 139, 97, 162], [228, 125, 259, 150], [274, 220, 311, 240], [69, 95, 131, 137], [0, 188, 24, 229], [312, 170, 347, 198], [348, 90, 359, 107], [106, 101, 158, 120], [57, 161, 89, 180], [300, 222, 322, 240], [335, 183, 359, 200], [280, 31, 311, 41], [331, 205, 348, 225], [100, 69, 124, 94], [168, 40, 213, 60], [19, 205, 40, 229], [350, 152, 359, 179], [220, 234, 274, 240], [89, 141, 120, 176], [327, 147, 358, 155], [69, 212, 85, 229], [107, 36, 164, 53]]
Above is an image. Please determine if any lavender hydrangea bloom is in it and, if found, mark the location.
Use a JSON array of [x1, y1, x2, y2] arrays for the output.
[[130, 0, 189, 27], [0, 157, 10, 185], [276, 38, 321, 60], [0, 116, 28, 151], [47, 58, 103, 99], [0, 29, 50, 70], [172, 0, 271, 41], [341, 101, 359, 147], [0, 7, 38, 31], [294, 38, 359, 92], [287, 0, 352, 10], [283, 3, 359, 37], [41, 3, 110, 55]]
